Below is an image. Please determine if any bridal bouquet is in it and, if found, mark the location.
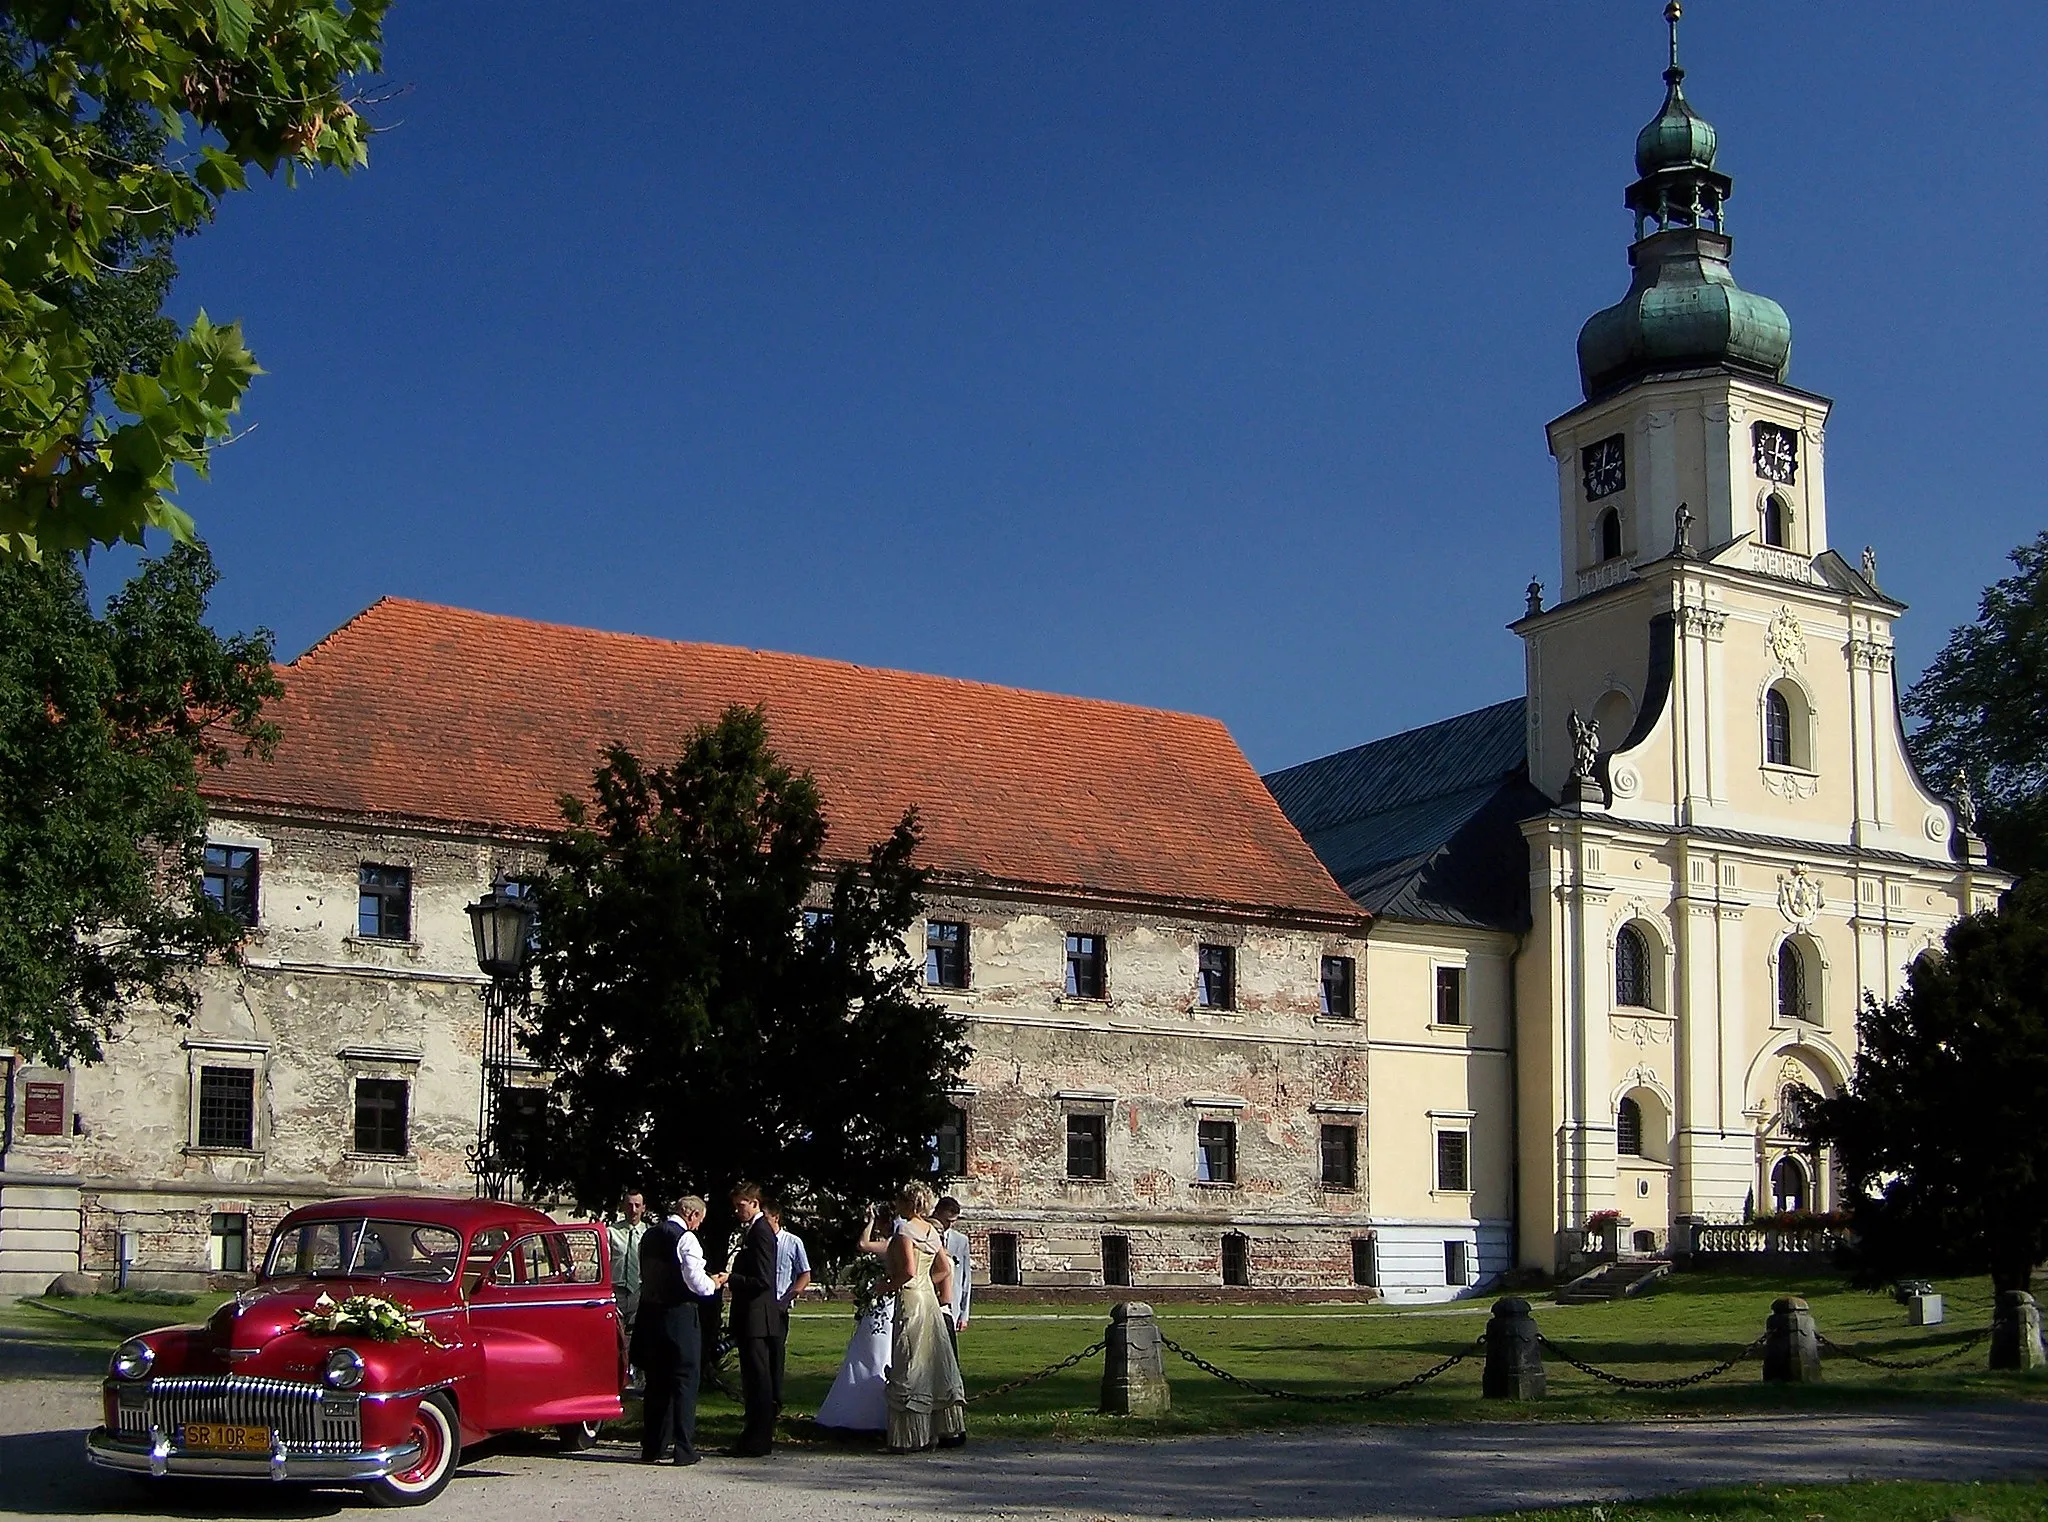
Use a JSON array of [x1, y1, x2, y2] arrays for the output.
[[842, 1254, 894, 1318], [295, 1291, 447, 1347]]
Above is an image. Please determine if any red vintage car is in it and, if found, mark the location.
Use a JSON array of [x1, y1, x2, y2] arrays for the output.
[[87, 1195, 623, 1505]]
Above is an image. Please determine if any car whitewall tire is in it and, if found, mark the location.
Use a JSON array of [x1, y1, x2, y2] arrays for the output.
[[365, 1392, 459, 1507]]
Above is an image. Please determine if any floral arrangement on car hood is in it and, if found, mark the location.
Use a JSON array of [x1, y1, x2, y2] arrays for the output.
[[295, 1292, 447, 1347]]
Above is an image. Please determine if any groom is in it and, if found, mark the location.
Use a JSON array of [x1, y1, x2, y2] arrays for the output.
[[723, 1182, 780, 1456]]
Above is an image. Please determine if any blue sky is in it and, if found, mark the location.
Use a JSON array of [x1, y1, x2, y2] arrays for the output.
[[155, 3, 2047, 773]]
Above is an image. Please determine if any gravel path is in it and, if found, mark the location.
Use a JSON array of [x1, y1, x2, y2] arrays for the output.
[[4, 1367, 2045, 1521]]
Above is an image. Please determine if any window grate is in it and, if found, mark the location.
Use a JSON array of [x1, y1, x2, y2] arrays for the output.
[[196, 1066, 255, 1150]]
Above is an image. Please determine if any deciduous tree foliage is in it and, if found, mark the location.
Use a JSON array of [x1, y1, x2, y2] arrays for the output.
[[1805, 877, 2048, 1294], [1, 2, 387, 559], [0, 543, 280, 1065], [1905, 530, 2048, 876], [507, 707, 969, 1262]]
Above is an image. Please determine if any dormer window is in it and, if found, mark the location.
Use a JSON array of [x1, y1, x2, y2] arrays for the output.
[[1761, 493, 1790, 548], [1753, 422, 1798, 485], [1582, 434, 1626, 500], [1597, 508, 1623, 562]]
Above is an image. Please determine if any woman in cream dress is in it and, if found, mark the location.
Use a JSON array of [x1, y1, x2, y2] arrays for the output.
[[881, 1182, 966, 1452]]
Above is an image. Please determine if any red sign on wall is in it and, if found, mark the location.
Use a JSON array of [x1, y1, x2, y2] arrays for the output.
[[22, 1081, 65, 1137]]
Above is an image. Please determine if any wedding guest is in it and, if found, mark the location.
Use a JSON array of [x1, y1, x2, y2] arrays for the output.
[[723, 1182, 780, 1457], [635, 1195, 718, 1466], [609, 1190, 650, 1385], [882, 1182, 966, 1453], [765, 1202, 811, 1412], [933, 1196, 971, 1350]]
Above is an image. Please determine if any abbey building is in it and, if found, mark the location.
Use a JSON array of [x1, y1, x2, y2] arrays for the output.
[[0, 15, 2004, 1298]]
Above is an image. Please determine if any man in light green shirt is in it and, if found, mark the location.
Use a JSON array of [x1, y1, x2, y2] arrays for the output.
[[610, 1191, 650, 1382]]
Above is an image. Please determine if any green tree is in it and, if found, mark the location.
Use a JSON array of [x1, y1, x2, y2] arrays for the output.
[[0, 542, 280, 1065], [506, 706, 970, 1261], [1, 1, 388, 560], [1804, 877, 2048, 1293], [1905, 530, 2048, 875]]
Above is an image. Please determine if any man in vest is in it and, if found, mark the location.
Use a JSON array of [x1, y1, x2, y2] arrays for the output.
[[636, 1195, 720, 1465], [723, 1181, 780, 1457]]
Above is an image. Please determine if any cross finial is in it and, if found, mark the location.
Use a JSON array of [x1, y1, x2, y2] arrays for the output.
[[1665, 1, 1684, 81]]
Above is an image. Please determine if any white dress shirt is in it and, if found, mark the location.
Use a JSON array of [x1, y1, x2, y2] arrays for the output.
[[670, 1215, 719, 1298], [939, 1226, 972, 1327]]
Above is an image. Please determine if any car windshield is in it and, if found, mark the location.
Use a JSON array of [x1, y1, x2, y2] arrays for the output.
[[262, 1218, 462, 1283]]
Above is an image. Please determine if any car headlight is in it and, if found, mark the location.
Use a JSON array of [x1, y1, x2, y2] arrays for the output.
[[322, 1346, 366, 1390], [111, 1338, 155, 1381]]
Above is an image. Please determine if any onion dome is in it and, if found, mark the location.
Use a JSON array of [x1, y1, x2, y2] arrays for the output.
[[1576, 3, 1791, 401]]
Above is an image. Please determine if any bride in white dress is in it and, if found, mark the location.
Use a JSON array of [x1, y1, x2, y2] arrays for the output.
[[813, 1205, 897, 1433]]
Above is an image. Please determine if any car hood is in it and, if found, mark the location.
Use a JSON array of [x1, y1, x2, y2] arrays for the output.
[[215, 1277, 463, 1354]]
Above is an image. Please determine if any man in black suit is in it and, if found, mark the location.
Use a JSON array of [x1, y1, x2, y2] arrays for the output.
[[634, 1195, 717, 1465], [723, 1181, 780, 1456]]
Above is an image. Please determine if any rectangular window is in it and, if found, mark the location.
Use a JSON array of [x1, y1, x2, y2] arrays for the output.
[[1196, 1118, 1237, 1184], [1445, 1239, 1471, 1287], [1436, 1129, 1471, 1193], [353, 1077, 410, 1156], [1320, 1122, 1358, 1188], [936, 1103, 968, 1178], [1064, 933, 1106, 999], [209, 1212, 248, 1273], [1065, 1111, 1107, 1180], [202, 845, 259, 927], [358, 864, 412, 941], [196, 1066, 256, 1150], [1102, 1235, 1131, 1288], [1319, 955, 1355, 1019], [1351, 1236, 1377, 1288], [988, 1231, 1020, 1286], [1435, 966, 1465, 1026], [925, 920, 969, 988], [1221, 1231, 1250, 1287], [801, 907, 835, 951], [1196, 944, 1235, 1010]]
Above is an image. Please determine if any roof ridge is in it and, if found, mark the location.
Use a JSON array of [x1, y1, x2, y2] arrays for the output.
[[1265, 696, 1524, 784], [342, 597, 1235, 730]]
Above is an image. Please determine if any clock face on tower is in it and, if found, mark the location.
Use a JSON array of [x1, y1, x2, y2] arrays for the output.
[[1753, 422, 1799, 485], [1582, 434, 1625, 501]]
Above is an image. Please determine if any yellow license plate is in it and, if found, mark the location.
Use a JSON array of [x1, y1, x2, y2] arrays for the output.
[[182, 1423, 272, 1453]]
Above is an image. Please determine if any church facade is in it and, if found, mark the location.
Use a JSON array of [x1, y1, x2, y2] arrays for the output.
[[0, 14, 2001, 1298]]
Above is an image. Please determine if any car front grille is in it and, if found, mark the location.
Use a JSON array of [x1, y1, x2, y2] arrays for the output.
[[116, 1375, 364, 1452]]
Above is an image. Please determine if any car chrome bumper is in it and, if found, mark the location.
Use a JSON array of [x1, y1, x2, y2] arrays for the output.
[[87, 1426, 423, 1483]]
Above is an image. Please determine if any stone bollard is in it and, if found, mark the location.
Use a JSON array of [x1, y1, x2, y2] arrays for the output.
[[1482, 1296, 1546, 1400], [1989, 1290, 2046, 1371], [1762, 1296, 1822, 1382], [1099, 1301, 1171, 1415], [1906, 1292, 1943, 1327]]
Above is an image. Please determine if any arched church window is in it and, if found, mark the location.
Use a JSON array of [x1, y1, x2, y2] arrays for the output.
[[1777, 939, 1809, 1022], [1598, 508, 1623, 562], [1765, 688, 1793, 766], [1615, 1096, 1643, 1157], [1762, 493, 1790, 548], [1771, 1155, 1808, 1214], [1615, 924, 1653, 1008]]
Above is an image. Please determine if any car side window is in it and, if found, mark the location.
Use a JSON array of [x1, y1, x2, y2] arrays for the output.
[[463, 1227, 510, 1296], [478, 1229, 605, 1291]]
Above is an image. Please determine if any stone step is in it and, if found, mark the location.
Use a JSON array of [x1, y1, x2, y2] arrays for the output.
[[1555, 1257, 1671, 1305]]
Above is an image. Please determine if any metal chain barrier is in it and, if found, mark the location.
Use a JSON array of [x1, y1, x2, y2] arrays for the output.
[[1815, 1327, 1988, 1371], [1154, 1332, 1481, 1404], [965, 1338, 1107, 1404], [1536, 1331, 1765, 1390]]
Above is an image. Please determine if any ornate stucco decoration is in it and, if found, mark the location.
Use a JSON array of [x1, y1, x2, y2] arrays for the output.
[[1777, 864, 1824, 927], [1848, 636, 1893, 672], [1610, 762, 1642, 799], [1766, 606, 1805, 668], [1678, 605, 1726, 639], [1610, 1015, 1674, 1049], [1760, 769, 1817, 800]]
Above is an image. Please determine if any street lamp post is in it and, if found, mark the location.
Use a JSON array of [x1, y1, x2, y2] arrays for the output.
[[466, 878, 538, 1201]]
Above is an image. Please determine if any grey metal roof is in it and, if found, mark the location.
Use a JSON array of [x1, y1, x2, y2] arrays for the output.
[[1264, 699, 1547, 931]]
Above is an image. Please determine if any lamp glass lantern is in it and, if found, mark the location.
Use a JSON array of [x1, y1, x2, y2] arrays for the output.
[[468, 880, 537, 981]]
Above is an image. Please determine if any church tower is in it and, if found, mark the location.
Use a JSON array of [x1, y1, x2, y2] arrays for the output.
[[1507, 4, 1999, 1270]]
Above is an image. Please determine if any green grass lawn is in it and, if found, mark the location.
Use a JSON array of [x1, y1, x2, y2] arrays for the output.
[[0, 1290, 234, 1359], [1473, 1478, 2048, 1521], [6, 1273, 2042, 1448]]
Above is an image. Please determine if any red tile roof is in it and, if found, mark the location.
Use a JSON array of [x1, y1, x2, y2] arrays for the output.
[[206, 599, 1363, 925]]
